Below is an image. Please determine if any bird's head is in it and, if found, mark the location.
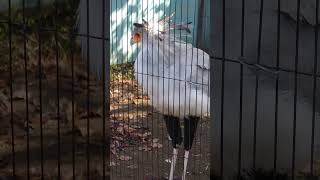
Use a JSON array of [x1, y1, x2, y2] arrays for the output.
[[131, 14, 192, 44], [131, 19, 149, 44]]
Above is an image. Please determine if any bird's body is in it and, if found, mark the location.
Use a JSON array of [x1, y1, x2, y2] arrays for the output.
[[132, 20, 210, 180], [134, 32, 210, 118]]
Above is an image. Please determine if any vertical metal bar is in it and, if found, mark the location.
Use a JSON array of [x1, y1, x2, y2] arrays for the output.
[[172, 2, 177, 177], [141, 0, 146, 176], [183, 0, 191, 177], [69, 2, 76, 179], [8, 0, 15, 178], [114, 0, 119, 176], [54, 0, 61, 178], [86, 0, 90, 178], [135, 0, 140, 178], [116, 0, 120, 176], [160, 0, 164, 177], [37, 0, 44, 178], [196, 0, 204, 48], [220, 0, 226, 177], [161, 0, 167, 177], [110, 0, 114, 178], [188, 1, 199, 178], [22, 0, 30, 179], [146, 0, 149, 176], [310, 0, 319, 177], [209, 0, 215, 178], [126, 0, 134, 178], [120, 0, 125, 177], [166, 0, 172, 176], [151, 0, 154, 176], [292, 0, 301, 179], [198, 2, 207, 178], [156, 0, 160, 177], [273, 0, 281, 178], [111, 0, 114, 176], [237, 0, 245, 178], [70, 16, 76, 180], [105, 0, 111, 177], [253, 0, 264, 169], [194, 0, 201, 178], [102, 0, 106, 179]]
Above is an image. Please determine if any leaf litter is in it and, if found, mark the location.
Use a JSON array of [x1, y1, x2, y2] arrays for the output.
[[0, 57, 163, 178]]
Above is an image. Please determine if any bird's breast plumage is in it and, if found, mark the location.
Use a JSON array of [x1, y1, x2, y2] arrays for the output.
[[134, 38, 210, 118]]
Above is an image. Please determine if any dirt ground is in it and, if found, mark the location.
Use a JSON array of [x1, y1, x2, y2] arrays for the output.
[[0, 58, 210, 180]]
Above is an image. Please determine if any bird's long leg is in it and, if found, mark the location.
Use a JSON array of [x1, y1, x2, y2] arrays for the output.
[[182, 116, 200, 180], [164, 115, 182, 180], [182, 151, 190, 180], [169, 148, 178, 180]]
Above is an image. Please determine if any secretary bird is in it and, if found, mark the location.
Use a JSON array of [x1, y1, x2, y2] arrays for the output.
[[131, 18, 210, 180], [77, 1, 210, 179]]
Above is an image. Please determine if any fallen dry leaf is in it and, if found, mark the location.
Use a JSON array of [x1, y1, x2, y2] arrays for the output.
[[133, 98, 150, 105], [151, 142, 163, 149], [119, 155, 132, 161], [139, 145, 152, 151], [0, 92, 9, 113], [110, 161, 117, 166], [66, 102, 74, 122], [31, 115, 49, 125], [12, 89, 27, 100]]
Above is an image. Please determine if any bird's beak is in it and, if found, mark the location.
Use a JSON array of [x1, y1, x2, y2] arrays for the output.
[[130, 37, 135, 45]]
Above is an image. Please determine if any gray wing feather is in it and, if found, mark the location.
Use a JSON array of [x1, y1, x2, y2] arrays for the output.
[[77, 0, 107, 79]]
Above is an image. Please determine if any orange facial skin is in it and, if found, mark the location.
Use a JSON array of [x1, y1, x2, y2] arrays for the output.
[[132, 33, 142, 43]]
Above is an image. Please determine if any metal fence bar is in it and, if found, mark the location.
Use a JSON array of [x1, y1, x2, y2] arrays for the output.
[[211, 56, 320, 78], [134, 0, 140, 179], [37, 0, 44, 179], [253, 0, 264, 169], [22, 0, 30, 179], [85, 0, 91, 178], [220, 0, 226, 177], [237, 0, 245, 178], [119, 0, 125, 176], [160, 0, 165, 178], [273, 0, 281, 178], [0, 19, 111, 40], [54, 0, 61, 178], [292, 0, 301, 179], [8, 0, 16, 178], [70, 12, 76, 180], [209, 0, 215, 178], [101, 0, 107, 179], [310, 0, 319, 177]]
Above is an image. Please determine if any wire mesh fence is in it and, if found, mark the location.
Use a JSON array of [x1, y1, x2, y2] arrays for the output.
[[1, 0, 319, 180], [0, 0, 210, 179], [210, 0, 319, 179], [107, 0, 211, 179], [0, 0, 109, 179]]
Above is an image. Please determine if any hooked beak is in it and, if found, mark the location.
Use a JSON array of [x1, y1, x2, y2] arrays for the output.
[[130, 37, 135, 45]]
